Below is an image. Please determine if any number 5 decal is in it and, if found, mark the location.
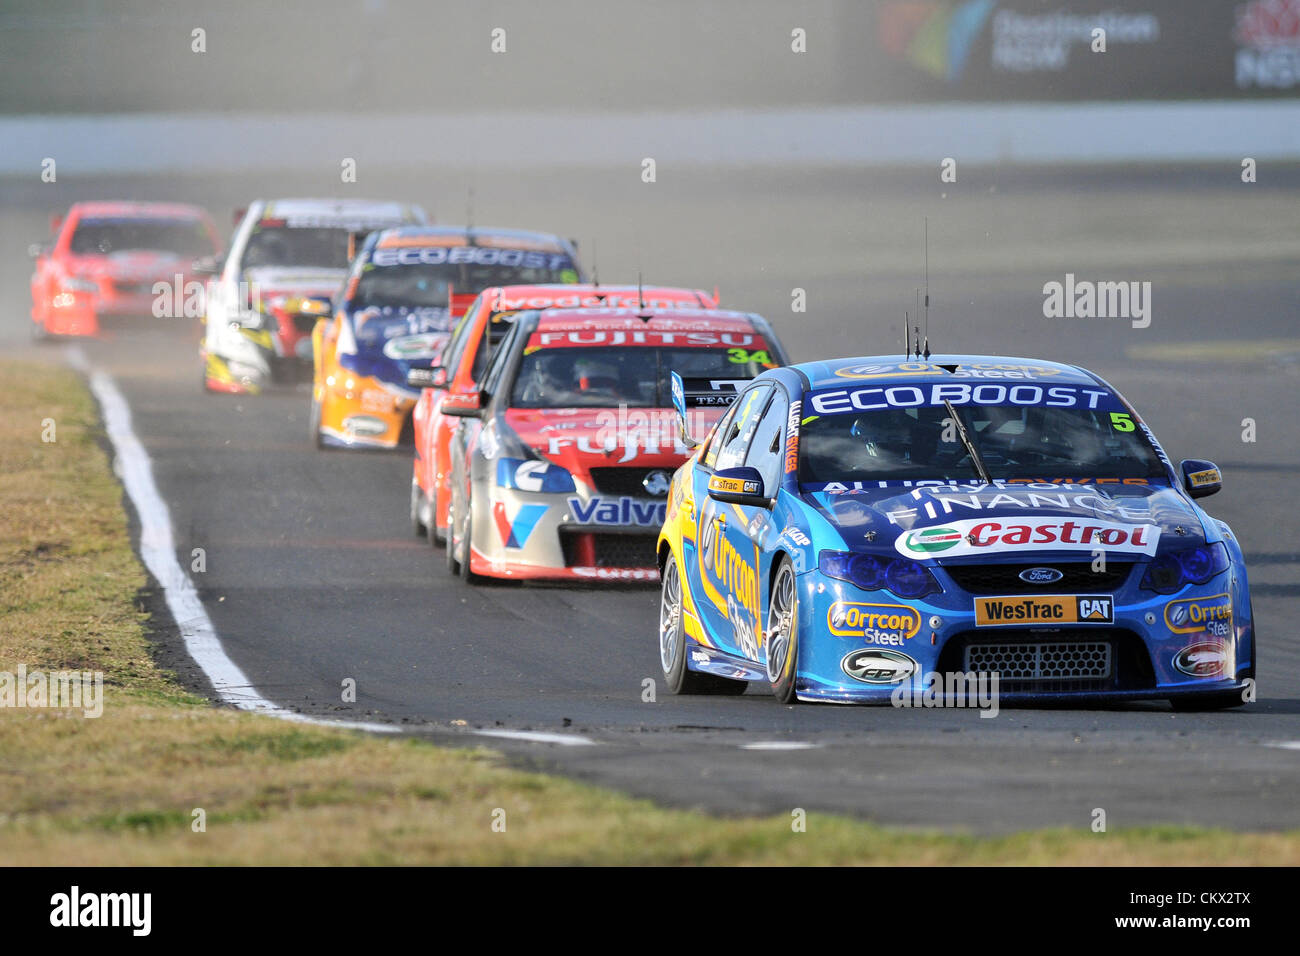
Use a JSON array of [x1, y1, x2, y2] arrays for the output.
[[1110, 412, 1136, 432]]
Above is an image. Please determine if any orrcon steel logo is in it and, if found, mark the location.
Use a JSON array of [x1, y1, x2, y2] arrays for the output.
[[901, 526, 962, 553]]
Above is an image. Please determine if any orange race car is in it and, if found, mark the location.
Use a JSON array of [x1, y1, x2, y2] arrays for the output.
[[407, 283, 721, 544], [310, 226, 583, 449]]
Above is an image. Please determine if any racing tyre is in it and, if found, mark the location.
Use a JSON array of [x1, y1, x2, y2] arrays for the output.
[[409, 475, 427, 537], [308, 396, 326, 449], [766, 557, 800, 704], [459, 497, 483, 585], [445, 494, 463, 575], [660, 555, 747, 695], [429, 481, 446, 548]]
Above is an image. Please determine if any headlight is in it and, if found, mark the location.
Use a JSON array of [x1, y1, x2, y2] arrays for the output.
[[61, 277, 99, 293], [818, 550, 939, 600], [496, 458, 576, 494], [1140, 542, 1230, 594]]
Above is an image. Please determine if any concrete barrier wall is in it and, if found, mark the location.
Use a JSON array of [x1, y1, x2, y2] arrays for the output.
[[6, 101, 1300, 176]]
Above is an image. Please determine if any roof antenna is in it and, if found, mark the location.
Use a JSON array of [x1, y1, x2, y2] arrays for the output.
[[590, 239, 603, 299], [923, 217, 931, 360], [903, 310, 910, 360], [636, 270, 652, 322]]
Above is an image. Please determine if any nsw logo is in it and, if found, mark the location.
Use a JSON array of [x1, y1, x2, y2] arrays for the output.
[[642, 470, 672, 497]]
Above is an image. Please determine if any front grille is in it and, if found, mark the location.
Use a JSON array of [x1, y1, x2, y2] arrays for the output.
[[964, 641, 1111, 681], [942, 562, 1133, 595], [938, 628, 1155, 695], [588, 467, 670, 498], [560, 530, 656, 569], [112, 280, 154, 296], [292, 313, 320, 334]]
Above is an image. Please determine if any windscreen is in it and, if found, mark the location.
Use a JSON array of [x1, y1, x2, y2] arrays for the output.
[[241, 226, 351, 269], [352, 254, 579, 310], [799, 394, 1166, 485], [510, 345, 768, 409], [69, 218, 214, 257]]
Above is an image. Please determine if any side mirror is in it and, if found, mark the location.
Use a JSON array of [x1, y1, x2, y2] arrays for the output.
[[49, 213, 63, 235], [669, 370, 700, 449], [707, 466, 770, 508], [1181, 459, 1222, 499], [232, 207, 247, 228], [408, 366, 449, 390], [439, 391, 481, 417]]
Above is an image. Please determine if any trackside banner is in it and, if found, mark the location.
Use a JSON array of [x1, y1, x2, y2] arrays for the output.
[[865, 0, 1300, 100]]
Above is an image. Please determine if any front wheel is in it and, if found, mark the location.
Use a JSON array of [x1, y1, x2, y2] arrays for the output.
[[660, 556, 747, 695], [766, 558, 800, 704], [429, 479, 446, 548], [308, 395, 326, 449], [409, 474, 426, 538]]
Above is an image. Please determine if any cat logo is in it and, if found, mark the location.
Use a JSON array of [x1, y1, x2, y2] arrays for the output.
[[975, 594, 1114, 626], [1078, 597, 1112, 621]]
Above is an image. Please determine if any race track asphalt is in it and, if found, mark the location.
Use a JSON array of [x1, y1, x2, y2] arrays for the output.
[[4, 165, 1299, 833]]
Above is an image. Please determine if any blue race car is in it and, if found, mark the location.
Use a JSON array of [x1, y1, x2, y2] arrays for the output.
[[656, 355, 1255, 709]]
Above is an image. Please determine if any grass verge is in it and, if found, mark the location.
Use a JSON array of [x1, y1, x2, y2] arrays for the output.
[[0, 356, 1295, 864]]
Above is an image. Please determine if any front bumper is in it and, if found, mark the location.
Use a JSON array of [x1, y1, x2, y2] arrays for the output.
[[467, 482, 667, 582], [790, 568, 1254, 704], [317, 372, 416, 449]]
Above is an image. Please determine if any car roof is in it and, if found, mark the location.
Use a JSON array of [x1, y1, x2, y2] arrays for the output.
[[375, 225, 571, 252], [482, 284, 713, 306], [793, 354, 1102, 390], [70, 201, 209, 219], [259, 198, 418, 221], [532, 307, 761, 333]]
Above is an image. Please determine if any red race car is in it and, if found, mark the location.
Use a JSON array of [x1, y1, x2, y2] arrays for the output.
[[440, 306, 789, 582], [29, 201, 220, 338], [409, 283, 720, 544]]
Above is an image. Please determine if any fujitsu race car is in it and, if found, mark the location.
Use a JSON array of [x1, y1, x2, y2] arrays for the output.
[[441, 307, 788, 582], [409, 283, 721, 543], [29, 201, 220, 338], [201, 198, 427, 394], [656, 355, 1255, 709], [311, 227, 582, 449]]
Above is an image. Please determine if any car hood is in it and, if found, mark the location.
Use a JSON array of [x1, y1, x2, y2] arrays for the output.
[[502, 406, 704, 474], [71, 250, 193, 281], [243, 266, 342, 301], [347, 306, 454, 377], [805, 481, 1207, 561]]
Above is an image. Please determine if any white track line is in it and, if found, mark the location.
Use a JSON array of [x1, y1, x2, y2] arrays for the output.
[[1264, 741, 1300, 751], [70, 348, 398, 735], [740, 741, 821, 751], [473, 729, 596, 747]]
